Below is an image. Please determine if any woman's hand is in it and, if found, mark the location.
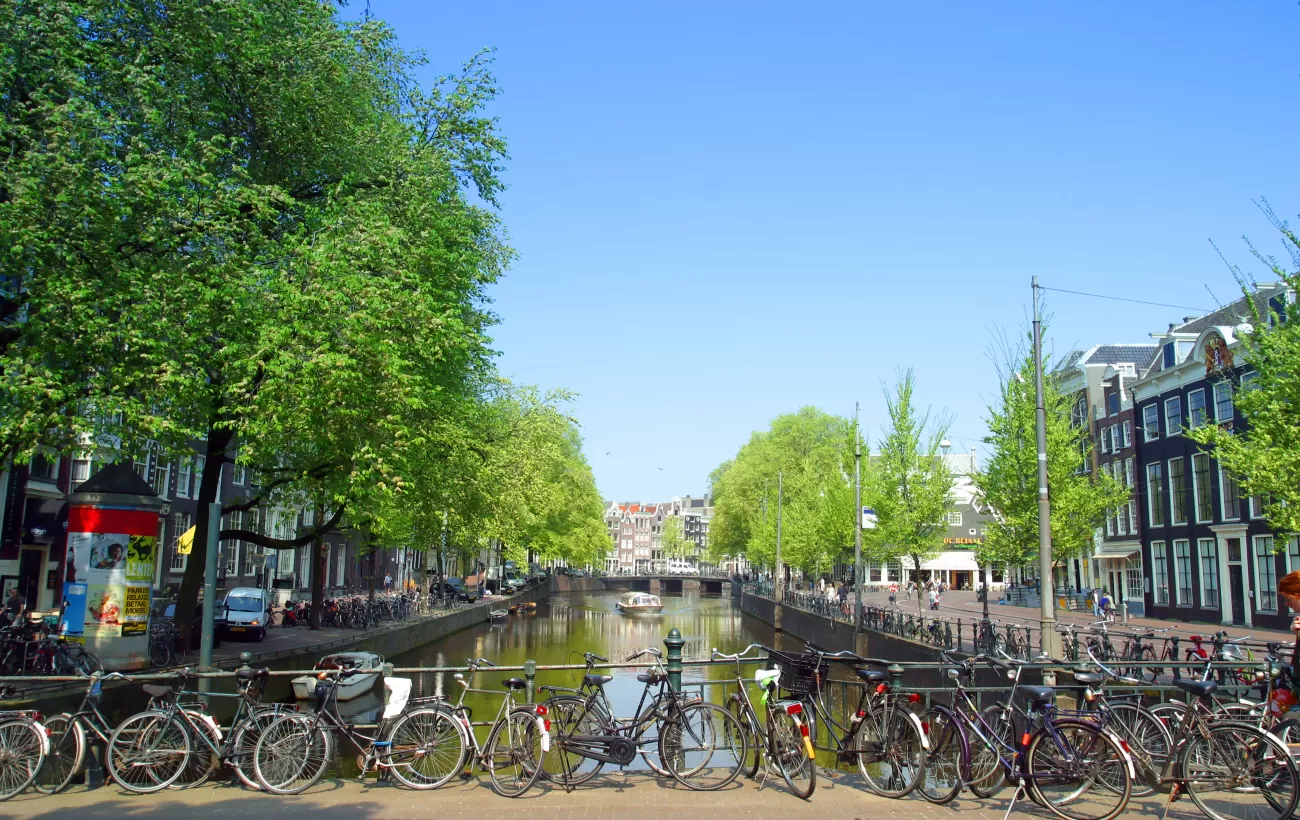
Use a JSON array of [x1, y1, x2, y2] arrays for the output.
[[1291, 616, 1300, 635]]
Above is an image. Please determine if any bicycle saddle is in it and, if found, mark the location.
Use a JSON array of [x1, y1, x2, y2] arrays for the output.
[[1021, 686, 1055, 704], [856, 669, 888, 684], [235, 667, 270, 681], [1174, 678, 1217, 698], [502, 677, 527, 690], [1072, 671, 1105, 685], [637, 671, 665, 684], [583, 674, 613, 687], [142, 684, 174, 698]]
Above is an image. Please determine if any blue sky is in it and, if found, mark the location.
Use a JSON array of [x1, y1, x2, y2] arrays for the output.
[[357, 1, 1300, 501]]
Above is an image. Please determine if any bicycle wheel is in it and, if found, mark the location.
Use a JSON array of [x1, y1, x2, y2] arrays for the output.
[[484, 707, 544, 798], [767, 707, 815, 799], [538, 696, 605, 787], [856, 703, 925, 798], [969, 704, 1013, 798], [252, 714, 333, 795], [34, 714, 85, 795], [168, 711, 220, 789], [106, 711, 190, 794], [726, 694, 760, 778], [383, 707, 467, 790], [1183, 722, 1299, 820], [1104, 702, 1169, 797], [1138, 646, 1160, 682], [0, 719, 45, 800], [1025, 720, 1130, 820], [917, 707, 964, 805], [149, 640, 170, 668], [660, 702, 746, 791]]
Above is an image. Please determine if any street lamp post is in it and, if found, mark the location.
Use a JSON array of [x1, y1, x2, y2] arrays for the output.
[[1032, 276, 1060, 660], [853, 402, 862, 638], [775, 471, 784, 601]]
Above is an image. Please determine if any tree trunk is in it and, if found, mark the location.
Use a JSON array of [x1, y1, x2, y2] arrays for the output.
[[310, 527, 325, 630], [913, 553, 924, 618], [173, 427, 234, 650]]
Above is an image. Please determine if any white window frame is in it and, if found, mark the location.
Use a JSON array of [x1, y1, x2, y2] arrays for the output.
[[1152, 542, 1169, 605], [151, 455, 170, 500], [1219, 465, 1240, 521], [1146, 463, 1165, 527], [1289, 537, 1300, 575], [1173, 539, 1192, 605], [1126, 556, 1143, 601], [1164, 396, 1183, 437], [71, 456, 93, 484], [168, 514, 187, 571], [1121, 420, 1132, 449], [1250, 495, 1265, 520], [946, 511, 962, 526], [1100, 431, 1109, 454], [1190, 453, 1212, 523], [1199, 538, 1219, 608], [1213, 381, 1233, 424], [1168, 457, 1187, 526], [1143, 404, 1160, 441], [1255, 535, 1278, 613], [232, 461, 247, 486], [176, 457, 192, 499], [1187, 388, 1207, 429], [133, 452, 149, 479], [1106, 513, 1115, 537]]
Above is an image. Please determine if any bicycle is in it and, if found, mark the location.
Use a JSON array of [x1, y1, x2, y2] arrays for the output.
[[0, 687, 48, 801], [790, 641, 927, 798], [541, 648, 746, 792], [104, 664, 289, 794], [1086, 645, 1299, 820], [715, 644, 815, 798], [917, 651, 1133, 820], [252, 664, 476, 795]]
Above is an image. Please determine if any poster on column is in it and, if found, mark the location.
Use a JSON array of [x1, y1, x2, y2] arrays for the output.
[[65, 525, 155, 638]]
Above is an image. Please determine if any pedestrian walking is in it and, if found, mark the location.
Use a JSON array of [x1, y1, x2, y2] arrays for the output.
[[1099, 590, 1113, 622], [928, 587, 940, 611], [888, 582, 898, 605], [384, 573, 393, 592], [1090, 587, 1101, 618]]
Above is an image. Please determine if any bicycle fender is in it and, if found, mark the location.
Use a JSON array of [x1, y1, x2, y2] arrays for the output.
[[538, 716, 551, 753], [906, 710, 931, 751], [30, 721, 50, 756]]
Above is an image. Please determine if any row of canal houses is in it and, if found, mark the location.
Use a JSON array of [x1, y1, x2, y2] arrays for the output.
[[1059, 280, 1295, 629]]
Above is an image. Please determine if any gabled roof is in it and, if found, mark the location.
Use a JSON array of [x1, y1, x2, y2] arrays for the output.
[[1087, 344, 1159, 367], [1171, 290, 1273, 336]]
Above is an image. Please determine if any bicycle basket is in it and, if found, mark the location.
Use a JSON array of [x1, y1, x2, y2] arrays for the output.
[[766, 649, 828, 695]]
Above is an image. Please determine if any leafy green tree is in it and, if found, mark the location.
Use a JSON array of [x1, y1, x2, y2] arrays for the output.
[[863, 370, 954, 614], [0, 1, 511, 639], [660, 515, 691, 562], [1188, 207, 1300, 535], [708, 408, 856, 579], [975, 329, 1127, 581]]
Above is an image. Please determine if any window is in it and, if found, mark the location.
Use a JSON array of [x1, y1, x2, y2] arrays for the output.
[[1126, 556, 1143, 601], [1250, 495, 1265, 520], [1106, 513, 1115, 537], [1174, 540, 1192, 605], [1163, 343, 1176, 369], [1164, 396, 1183, 436], [1121, 420, 1132, 448], [169, 513, 188, 571], [225, 542, 238, 576], [869, 563, 882, 583], [1152, 543, 1169, 605], [1100, 432, 1109, 454], [1107, 393, 1119, 416], [232, 461, 247, 486], [1191, 454, 1212, 523], [1188, 389, 1207, 428], [298, 548, 310, 587], [1168, 458, 1187, 525], [1241, 370, 1259, 391], [150, 456, 170, 499], [302, 507, 315, 528], [133, 452, 149, 479], [71, 456, 93, 484], [1146, 463, 1166, 527], [1220, 466, 1241, 520], [946, 511, 962, 526], [243, 546, 260, 578], [1213, 381, 1233, 424], [176, 457, 192, 498], [194, 455, 206, 495], [1290, 538, 1300, 575], [1143, 405, 1160, 441], [1199, 539, 1219, 608], [1128, 498, 1138, 532], [28, 453, 59, 481], [1255, 536, 1278, 613]]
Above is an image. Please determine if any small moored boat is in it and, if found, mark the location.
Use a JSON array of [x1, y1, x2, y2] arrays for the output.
[[489, 609, 509, 622], [292, 651, 383, 701], [616, 592, 664, 614]]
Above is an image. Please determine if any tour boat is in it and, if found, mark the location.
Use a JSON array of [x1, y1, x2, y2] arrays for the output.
[[293, 651, 383, 701], [616, 592, 664, 614]]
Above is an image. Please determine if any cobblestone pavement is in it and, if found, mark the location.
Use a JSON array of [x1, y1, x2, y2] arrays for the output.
[[0, 770, 1218, 820]]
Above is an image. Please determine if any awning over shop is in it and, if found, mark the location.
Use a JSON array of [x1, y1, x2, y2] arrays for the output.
[[902, 551, 980, 572]]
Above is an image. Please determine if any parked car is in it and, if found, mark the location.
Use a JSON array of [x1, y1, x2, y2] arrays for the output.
[[667, 560, 699, 576], [441, 577, 475, 602], [219, 587, 272, 642]]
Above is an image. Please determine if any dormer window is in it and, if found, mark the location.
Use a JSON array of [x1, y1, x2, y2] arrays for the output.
[[1162, 343, 1176, 369], [1107, 393, 1119, 416]]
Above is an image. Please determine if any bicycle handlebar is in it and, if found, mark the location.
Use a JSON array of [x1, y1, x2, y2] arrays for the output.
[[712, 644, 764, 661], [584, 652, 609, 664], [626, 648, 664, 662]]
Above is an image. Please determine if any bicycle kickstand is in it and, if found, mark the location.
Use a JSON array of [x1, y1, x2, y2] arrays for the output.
[[1001, 778, 1027, 820]]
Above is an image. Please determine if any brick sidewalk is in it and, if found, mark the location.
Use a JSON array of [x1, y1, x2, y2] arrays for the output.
[[0, 769, 1217, 820]]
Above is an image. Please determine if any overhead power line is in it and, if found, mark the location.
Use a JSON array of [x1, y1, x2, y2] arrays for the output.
[[1037, 285, 1211, 314]]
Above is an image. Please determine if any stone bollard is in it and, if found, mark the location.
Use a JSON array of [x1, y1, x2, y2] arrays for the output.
[[525, 659, 537, 704], [665, 628, 685, 692]]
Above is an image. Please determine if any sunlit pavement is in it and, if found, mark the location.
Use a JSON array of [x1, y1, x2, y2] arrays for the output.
[[0, 771, 1217, 820]]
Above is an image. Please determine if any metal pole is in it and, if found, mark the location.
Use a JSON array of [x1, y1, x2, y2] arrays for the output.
[[199, 501, 220, 694], [853, 403, 863, 637], [775, 471, 784, 601], [1032, 277, 1059, 659]]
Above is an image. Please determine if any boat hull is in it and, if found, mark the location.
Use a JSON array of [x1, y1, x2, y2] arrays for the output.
[[292, 673, 378, 701]]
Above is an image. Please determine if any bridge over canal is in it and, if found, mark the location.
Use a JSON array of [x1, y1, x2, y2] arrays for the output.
[[552, 574, 732, 595]]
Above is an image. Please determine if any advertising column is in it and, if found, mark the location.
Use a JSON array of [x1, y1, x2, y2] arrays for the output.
[[61, 463, 164, 670]]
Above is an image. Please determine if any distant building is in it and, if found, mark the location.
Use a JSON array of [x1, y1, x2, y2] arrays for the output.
[[604, 494, 714, 574]]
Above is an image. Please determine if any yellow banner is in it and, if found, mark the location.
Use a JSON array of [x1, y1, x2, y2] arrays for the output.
[[177, 525, 196, 556]]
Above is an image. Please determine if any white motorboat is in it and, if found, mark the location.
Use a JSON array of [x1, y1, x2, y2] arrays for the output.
[[616, 592, 664, 614], [292, 651, 383, 701], [489, 609, 509, 622]]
